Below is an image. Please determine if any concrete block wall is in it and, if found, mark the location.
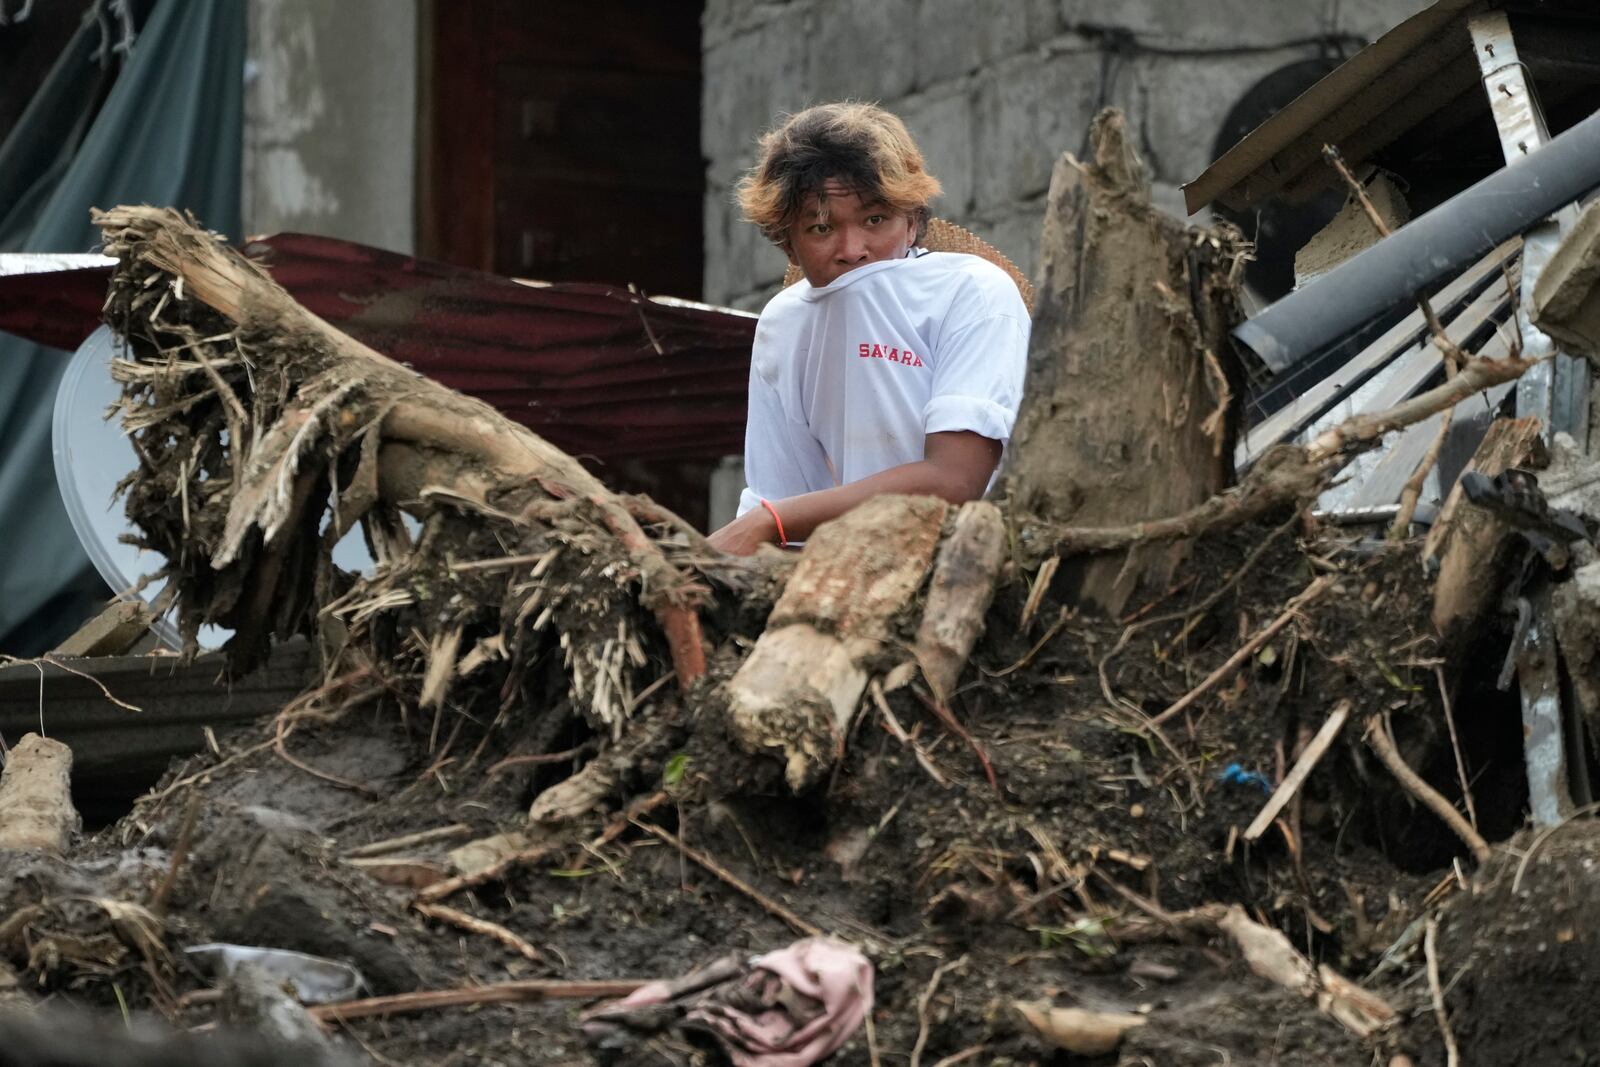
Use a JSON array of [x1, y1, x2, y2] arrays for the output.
[[242, 0, 417, 254], [702, 0, 1428, 310]]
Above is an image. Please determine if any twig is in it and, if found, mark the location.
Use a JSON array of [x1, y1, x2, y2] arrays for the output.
[[148, 793, 201, 914], [1244, 701, 1351, 841], [35, 654, 144, 713], [447, 550, 558, 573], [308, 979, 648, 1023], [345, 823, 474, 858], [1511, 801, 1600, 893], [986, 606, 1071, 677], [415, 842, 558, 904], [1390, 409, 1456, 540], [411, 794, 681, 904], [865, 1005, 882, 1067], [273, 715, 381, 799], [909, 955, 967, 1067], [413, 901, 544, 963], [632, 817, 822, 937], [1152, 577, 1334, 725], [1040, 351, 1530, 557], [913, 688, 998, 793], [1018, 556, 1060, 630], [1089, 868, 1216, 942], [487, 744, 593, 777], [1435, 667, 1478, 833], [1424, 916, 1460, 1067], [871, 681, 950, 787], [138, 738, 276, 806], [930, 1047, 990, 1067], [1322, 145, 1469, 369], [1364, 713, 1491, 865], [1100, 512, 1299, 718]]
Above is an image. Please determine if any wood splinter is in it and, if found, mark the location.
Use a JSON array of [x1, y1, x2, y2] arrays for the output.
[[1244, 700, 1351, 842], [309, 978, 650, 1023], [413, 901, 544, 964]]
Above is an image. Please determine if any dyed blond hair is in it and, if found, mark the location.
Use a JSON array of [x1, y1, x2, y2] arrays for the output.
[[737, 102, 943, 248]]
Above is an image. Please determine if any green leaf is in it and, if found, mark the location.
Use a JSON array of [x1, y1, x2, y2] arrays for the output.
[[664, 752, 690, 787]]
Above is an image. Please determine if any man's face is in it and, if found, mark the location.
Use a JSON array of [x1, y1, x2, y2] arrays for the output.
[[786, 178, 916, 288]]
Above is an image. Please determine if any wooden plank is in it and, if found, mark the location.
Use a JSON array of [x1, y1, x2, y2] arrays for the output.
[[1239, 238, 1520, 468], [1243, 701, 1351, 842], [50, 599, 154, 658], [1426, 416, 1545, 642], [1423, 415, 1546, 561]]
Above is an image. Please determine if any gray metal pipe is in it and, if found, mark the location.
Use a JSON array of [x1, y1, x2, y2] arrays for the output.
[[1235, 107, 1600, 372]]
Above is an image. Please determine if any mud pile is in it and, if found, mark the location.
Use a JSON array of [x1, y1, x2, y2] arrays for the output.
[[1, 517, 1558, 1067]]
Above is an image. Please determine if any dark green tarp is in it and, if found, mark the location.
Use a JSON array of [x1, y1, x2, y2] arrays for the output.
[[0, 0, 243, 652]]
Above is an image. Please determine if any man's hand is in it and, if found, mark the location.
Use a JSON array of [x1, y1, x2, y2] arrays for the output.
[[707, 505, 780, 557]]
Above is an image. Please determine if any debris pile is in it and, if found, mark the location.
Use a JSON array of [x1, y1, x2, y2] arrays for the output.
[[0, 109, 1596, 1067]]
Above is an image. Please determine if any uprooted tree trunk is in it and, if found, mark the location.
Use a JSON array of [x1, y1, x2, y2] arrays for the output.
[[97, 205, 712, 750], [997, 111, 1248, 616]]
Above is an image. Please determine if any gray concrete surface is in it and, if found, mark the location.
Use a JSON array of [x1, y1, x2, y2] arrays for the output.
[[242, 0, 416, 254]]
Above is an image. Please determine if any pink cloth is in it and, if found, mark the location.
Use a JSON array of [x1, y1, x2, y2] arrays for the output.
[[585, 938, 873, 1067]]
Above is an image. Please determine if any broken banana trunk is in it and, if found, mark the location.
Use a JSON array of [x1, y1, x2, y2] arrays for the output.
[[724, 497, 1006, 791]]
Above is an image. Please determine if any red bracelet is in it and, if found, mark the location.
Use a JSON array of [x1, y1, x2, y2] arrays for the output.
[[759, 498, 788, 546]]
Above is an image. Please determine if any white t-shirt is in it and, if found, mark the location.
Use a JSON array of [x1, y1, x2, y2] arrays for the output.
[[736, 249, 1031, 517]]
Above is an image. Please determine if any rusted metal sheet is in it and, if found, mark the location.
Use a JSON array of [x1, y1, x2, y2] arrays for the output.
[[0, 234, 757, 465]]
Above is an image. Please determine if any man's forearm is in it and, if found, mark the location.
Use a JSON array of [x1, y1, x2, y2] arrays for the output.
[[770, 456, 986, 543], [711, 431, 1001, 555]]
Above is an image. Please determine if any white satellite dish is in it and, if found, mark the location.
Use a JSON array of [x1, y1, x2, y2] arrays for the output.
[[52, 325, 378, 650]]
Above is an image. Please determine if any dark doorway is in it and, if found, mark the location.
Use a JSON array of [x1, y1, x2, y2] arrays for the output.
[[419, 0, 704, 300]]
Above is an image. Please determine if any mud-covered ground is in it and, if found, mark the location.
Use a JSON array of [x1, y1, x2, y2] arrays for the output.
[[0, 515, 1581, 1066]]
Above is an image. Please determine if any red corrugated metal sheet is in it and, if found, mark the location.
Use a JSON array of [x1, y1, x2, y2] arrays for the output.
[[0, 233, 756, 464]]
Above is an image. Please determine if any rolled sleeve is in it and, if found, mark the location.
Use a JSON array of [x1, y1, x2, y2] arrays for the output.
[[923, 394, 1016, 441]]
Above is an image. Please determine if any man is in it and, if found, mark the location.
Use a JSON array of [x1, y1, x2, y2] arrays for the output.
[[707, 102, 1031, 555]]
